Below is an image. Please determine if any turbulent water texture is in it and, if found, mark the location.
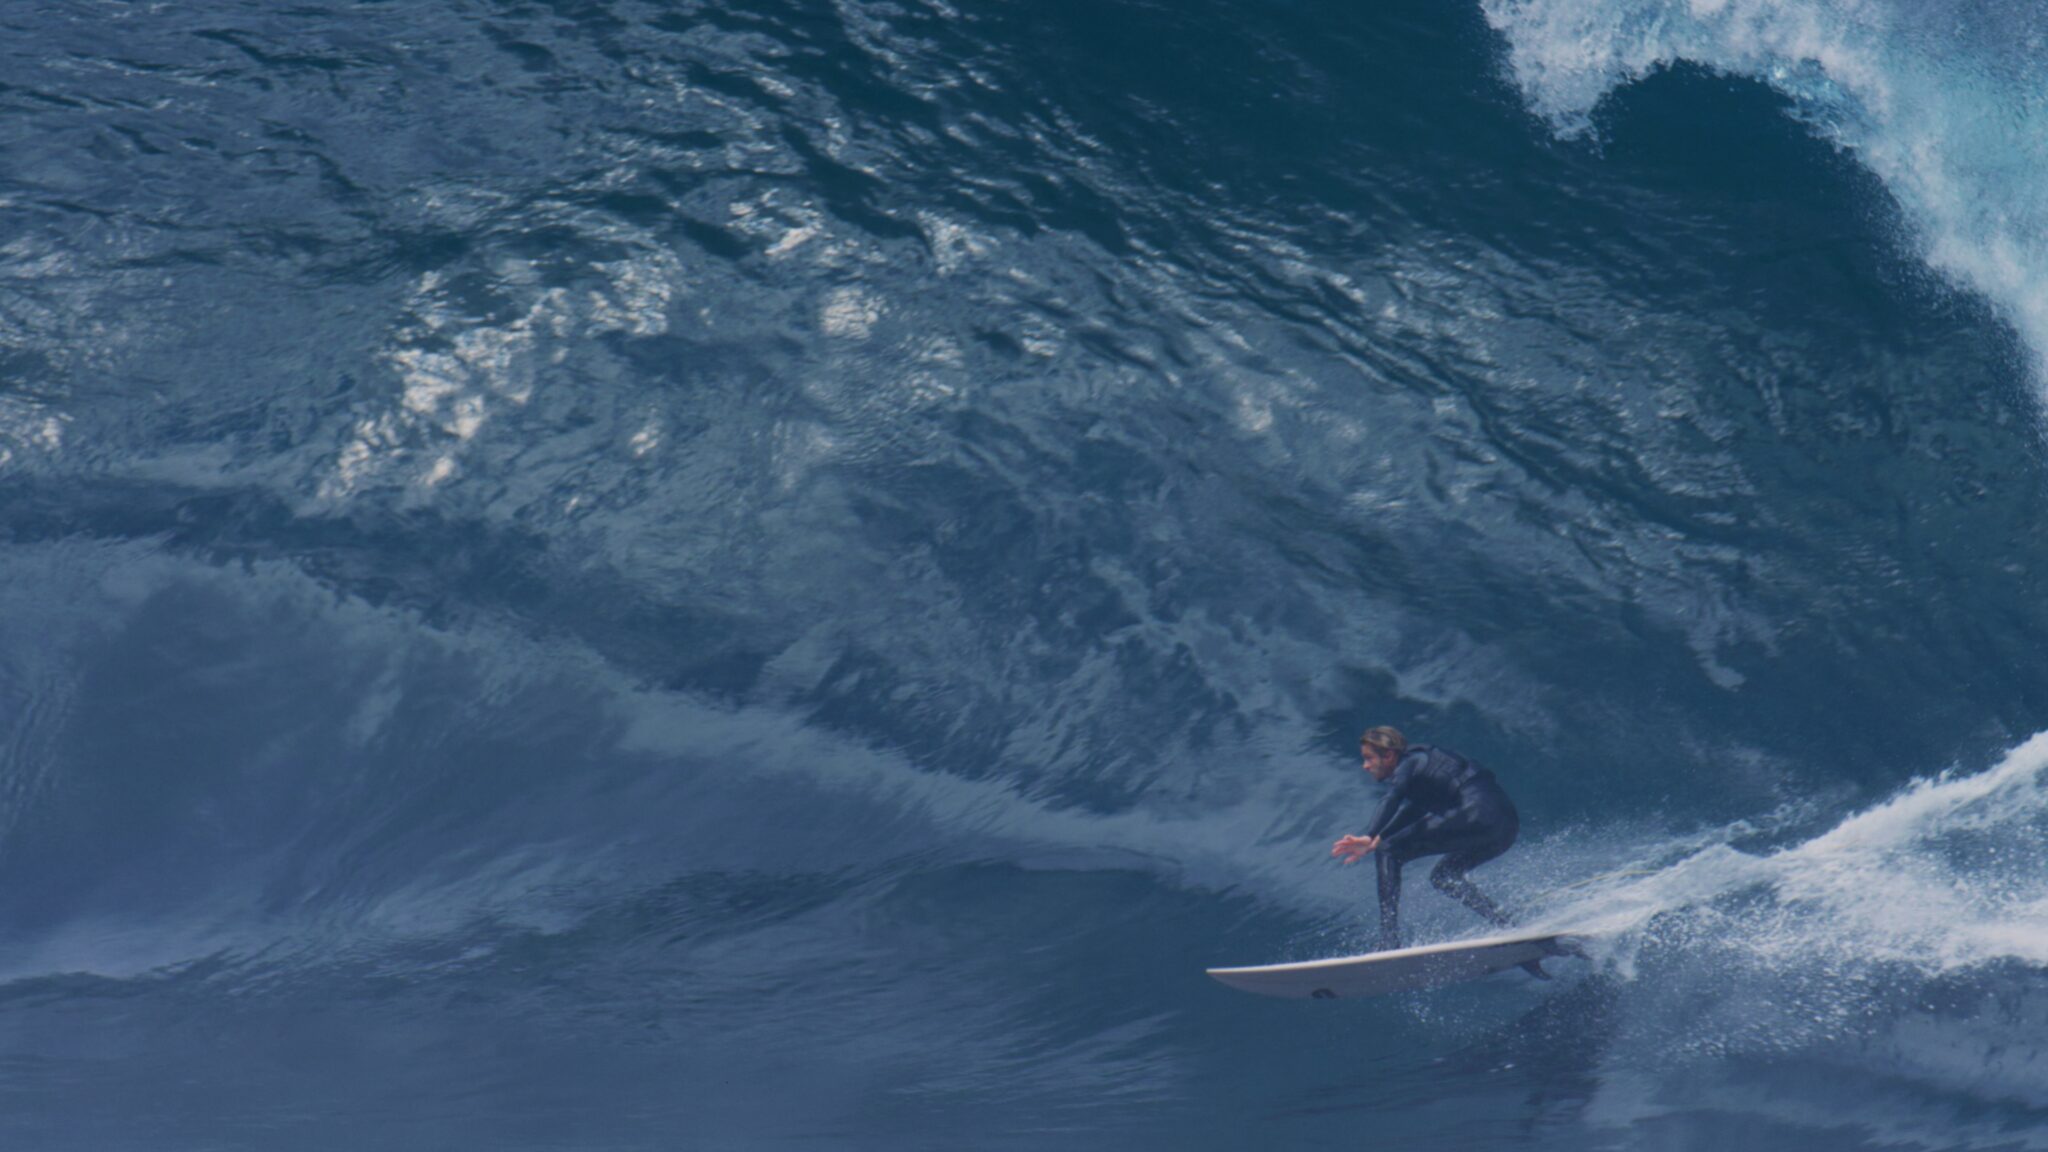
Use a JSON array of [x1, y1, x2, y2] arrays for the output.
[[3, 0, 2048, 1148]]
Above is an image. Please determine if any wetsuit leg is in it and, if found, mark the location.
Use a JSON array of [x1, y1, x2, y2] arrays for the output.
[[1429, 845, 1513, 928], [1424, 810, 1517, 927], [1374, 849, 1405, 950], [1378, 805, 1517, 944], [1377, 831, 1494, 949]]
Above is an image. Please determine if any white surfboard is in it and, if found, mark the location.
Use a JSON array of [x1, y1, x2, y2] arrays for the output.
[[1207, 930, 1587, 999]]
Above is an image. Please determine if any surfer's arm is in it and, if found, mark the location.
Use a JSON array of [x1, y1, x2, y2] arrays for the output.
[[1336, 764, 1417, 860], [1360, 759, 1419, 839], [1378, 797, 1466, 848], [1375, 816, 1430, 850]]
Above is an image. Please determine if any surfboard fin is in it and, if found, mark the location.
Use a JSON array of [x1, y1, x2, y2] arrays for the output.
[[1543, 937, 1590, 961], [1517, 959, 1552, 981]]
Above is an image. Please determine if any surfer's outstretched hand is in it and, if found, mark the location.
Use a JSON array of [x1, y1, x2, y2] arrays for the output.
[[1330, 834, 1380, 864]]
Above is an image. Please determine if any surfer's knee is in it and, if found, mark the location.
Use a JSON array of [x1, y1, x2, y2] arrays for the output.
[[1428, 861, 1466, 893]]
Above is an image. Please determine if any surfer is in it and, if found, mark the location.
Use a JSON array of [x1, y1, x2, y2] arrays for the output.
[[1331, 726, 1518, 950]]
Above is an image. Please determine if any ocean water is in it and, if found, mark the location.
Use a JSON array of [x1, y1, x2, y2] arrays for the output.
[[3, 0, 2048, 1147]]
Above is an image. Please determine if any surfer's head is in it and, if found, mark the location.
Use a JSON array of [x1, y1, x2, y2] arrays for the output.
[[1359, 726, 1406, 780]]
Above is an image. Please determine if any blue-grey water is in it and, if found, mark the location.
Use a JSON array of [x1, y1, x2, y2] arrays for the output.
[[4, 0, 2048, 1148]]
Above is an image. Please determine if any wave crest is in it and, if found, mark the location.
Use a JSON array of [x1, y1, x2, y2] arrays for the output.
[[1482, 0, 2048, 382]]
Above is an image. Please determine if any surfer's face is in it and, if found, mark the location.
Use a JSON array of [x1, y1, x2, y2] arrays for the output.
[[1360, 744, 1399, 780]]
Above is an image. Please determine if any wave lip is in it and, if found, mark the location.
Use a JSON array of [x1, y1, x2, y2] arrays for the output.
[[1481, 0, 2048, 383]]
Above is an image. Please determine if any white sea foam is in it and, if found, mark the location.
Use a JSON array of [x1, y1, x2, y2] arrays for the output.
[[1482, 0, 2048, 384], [1535, 730, 2048, 987]]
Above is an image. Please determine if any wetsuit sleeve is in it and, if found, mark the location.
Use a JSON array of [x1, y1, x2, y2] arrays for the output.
[[1362, 755, 1421, 839], [1379, 808, 1444, 849]]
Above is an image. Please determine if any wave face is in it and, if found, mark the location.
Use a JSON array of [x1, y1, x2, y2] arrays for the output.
[[1483, 0, 2048, 380], [3, 0, 2048, 1148]]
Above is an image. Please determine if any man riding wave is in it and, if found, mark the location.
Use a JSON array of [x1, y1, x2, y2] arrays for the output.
[[1332, 726, 1519, 951]]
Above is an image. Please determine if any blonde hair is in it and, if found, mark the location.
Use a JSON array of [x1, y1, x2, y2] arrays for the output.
[[1360, 726, 1407, 756]]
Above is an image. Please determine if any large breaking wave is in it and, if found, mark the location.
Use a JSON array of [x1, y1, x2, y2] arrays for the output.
[[2, 0, 2047, 1147], [1483, 0, 2048, 384]]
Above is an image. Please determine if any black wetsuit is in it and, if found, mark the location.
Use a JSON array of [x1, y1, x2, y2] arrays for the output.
[[1363, 744, 1519, 948]]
